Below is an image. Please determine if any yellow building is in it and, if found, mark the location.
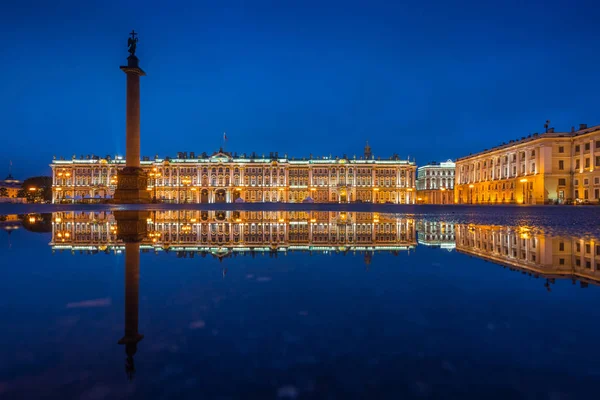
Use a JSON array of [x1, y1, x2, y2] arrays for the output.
[[455, 124, 600, 205], [50, 145, 416, 204], [455, 224, 600, 287]]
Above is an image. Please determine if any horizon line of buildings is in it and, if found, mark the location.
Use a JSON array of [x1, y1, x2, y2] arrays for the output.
[[43, 122, 600, 204]]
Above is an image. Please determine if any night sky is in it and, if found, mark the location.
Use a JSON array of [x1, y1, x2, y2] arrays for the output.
[[2, 0, 600, 178]]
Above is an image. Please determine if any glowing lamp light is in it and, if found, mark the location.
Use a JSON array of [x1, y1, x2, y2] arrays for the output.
[[519, 178, 528, 183], [28, 187, 37, 191], [55, 217, 62, 223], [468, 184, 474, 188], [28, 216, 36, 223]]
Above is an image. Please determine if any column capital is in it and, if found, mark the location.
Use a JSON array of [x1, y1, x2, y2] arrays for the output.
[[120, 55, 146, 76]]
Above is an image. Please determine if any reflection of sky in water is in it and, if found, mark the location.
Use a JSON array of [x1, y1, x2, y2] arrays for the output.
[[1, 209, 600, 399]]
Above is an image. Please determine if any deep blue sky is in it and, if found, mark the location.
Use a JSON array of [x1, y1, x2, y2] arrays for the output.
[[2, 0, 600, 178]]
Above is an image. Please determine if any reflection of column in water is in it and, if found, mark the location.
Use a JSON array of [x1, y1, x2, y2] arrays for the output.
[[118, 242, 143, 380]]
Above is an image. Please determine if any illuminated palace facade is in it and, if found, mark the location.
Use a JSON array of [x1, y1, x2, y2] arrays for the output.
[[50, 145, 417, 204], [455, 124, 600, 205], [49, 211, 417, 257]]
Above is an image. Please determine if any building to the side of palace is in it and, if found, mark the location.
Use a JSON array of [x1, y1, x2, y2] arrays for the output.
[[455, 124, 600, 205], [416, 159, 455, 204], [50, 144, 417, 204], [0, 173, 22, 201]]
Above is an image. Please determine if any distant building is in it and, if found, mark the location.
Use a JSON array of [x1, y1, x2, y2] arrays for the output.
[[0, 173, 22, 200], [50, 145, 417, 204], [416, 159, 455, 204], [455, 124, 600, 204]]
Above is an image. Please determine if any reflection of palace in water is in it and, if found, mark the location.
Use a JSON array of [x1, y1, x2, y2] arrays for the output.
[[49, 211, 417, 258], [456, 224, 600, 288], [47, 212, 600, 287]]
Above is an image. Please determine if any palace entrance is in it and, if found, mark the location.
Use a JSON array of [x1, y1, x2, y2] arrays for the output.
[[200, 189, 209, 203], [215, 189, 227, 203], [340, 190, 347, 203], [233, 190, 241, 202]]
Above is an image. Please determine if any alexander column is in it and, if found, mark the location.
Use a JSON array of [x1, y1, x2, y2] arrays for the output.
[[113, 30, 150, 203]]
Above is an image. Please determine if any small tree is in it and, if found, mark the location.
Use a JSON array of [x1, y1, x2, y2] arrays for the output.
[[0, 187, 8, 197], [20, 176, 53, 202]]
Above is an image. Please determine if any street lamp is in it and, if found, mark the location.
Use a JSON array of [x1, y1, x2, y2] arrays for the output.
[[519, 178, 528, 204], [468, 184, 474, 204]]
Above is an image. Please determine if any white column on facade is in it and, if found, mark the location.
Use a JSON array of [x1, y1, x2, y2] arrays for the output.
[[591, 139, 595, 172]]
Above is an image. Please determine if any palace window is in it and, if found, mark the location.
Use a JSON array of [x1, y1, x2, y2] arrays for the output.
[[585, 158, 590, 168], [575, 145, 580, 152], [558, 178, 566, 186], [596, 156, 600, 167], [576, 159, 580, 169], [585, 143, 590, 151], [558, 160, 564, 170], [558, 146, 564, 153]]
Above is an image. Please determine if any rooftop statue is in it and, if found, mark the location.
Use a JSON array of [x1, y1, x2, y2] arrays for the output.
[[127, 30, 138, 56]]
